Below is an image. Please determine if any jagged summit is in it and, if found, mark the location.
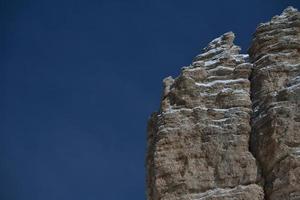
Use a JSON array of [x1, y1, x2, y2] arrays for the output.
[[261, 6, 298, 25], [203, 31, 235, 52], [283, 6, 298, 14], [249, 5, 300, 60], [147, 6, 300, 200], [193, 32, 243, 65], [269, 6, 299, 22]]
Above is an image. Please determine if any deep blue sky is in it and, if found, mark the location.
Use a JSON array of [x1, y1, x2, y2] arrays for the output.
[[1, 1, 299, 200]]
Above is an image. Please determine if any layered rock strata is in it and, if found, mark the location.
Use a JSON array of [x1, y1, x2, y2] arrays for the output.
[[146, 32, 264, 200], [249, 7, 300, 200], [147, 6, 300, 200]]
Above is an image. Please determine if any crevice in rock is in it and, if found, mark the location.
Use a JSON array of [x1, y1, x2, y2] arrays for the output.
[[249, 64, 268, 200]]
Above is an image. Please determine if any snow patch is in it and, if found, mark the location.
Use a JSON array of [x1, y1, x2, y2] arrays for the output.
[[195, 78, 247, 87]]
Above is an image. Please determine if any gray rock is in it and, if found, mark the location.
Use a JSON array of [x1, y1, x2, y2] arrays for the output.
[[249, 6, 300, 200]]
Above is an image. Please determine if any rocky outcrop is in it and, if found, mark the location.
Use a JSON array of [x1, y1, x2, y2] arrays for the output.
[[146, 32, 264, 200], [147, 6, 299, 200], [249, 7, 300, 200]]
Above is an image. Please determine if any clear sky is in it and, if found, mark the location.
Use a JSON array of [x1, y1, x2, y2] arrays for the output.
[[1, 1, 300, 200]]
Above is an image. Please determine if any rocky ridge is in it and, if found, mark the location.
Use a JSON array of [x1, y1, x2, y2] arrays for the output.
[[147, 7, 300, 200]]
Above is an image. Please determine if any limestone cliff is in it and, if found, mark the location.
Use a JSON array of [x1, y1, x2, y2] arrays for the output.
[[249, 6, 300, 200], [147, 7, 300, 200]]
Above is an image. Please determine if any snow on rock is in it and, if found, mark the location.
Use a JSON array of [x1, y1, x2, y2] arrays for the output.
[[147, 31, 262, 200], [250, 6, 300, 200], [147, 7, 300, 200]]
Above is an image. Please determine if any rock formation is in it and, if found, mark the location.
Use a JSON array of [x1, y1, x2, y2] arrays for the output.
[[249, 6, 300, 200], [146, 7, 300, 200]]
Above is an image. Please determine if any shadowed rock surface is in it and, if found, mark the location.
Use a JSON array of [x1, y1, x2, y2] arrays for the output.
[[147, 6, 299, 200]]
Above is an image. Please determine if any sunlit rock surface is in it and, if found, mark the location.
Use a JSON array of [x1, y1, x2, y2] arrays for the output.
[[147, 6, 299, 200], [147, 32, 263, 200]]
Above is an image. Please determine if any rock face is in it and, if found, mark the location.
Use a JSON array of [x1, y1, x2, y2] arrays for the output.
[[146, 32, 264, 200], [249, 7, 300, 200], [147, 7, 300, 200]]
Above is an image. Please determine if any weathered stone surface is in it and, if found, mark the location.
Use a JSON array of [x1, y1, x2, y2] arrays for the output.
[[146, 6, 300, 200], [249, 6, 300, 200], [146, 32, 263, 200], [184, 184, 264, 200]]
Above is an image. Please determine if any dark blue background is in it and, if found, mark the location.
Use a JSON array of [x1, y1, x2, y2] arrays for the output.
[[1, 1, 299, 200]]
